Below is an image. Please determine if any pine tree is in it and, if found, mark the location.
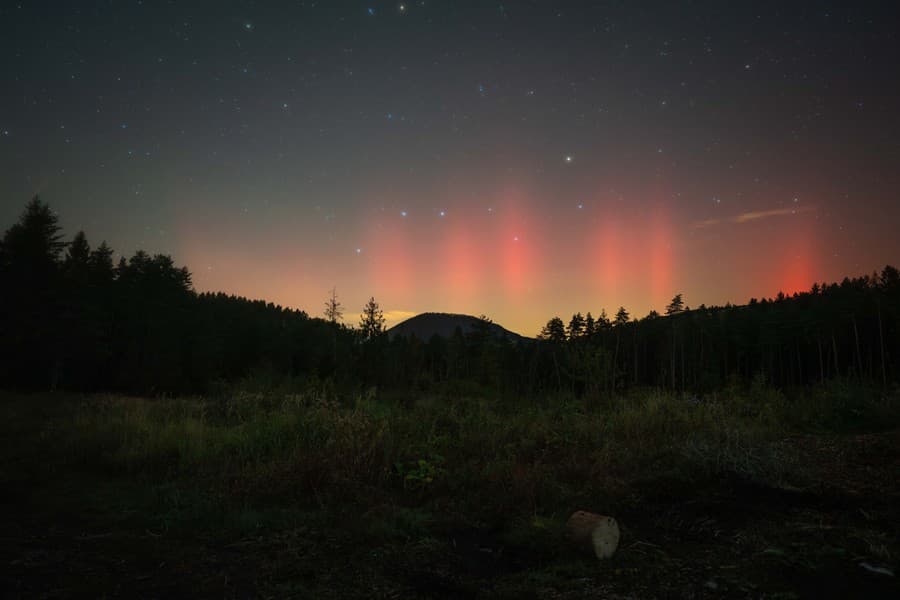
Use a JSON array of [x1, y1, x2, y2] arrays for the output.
[[614, 306, 630, 326], [89, 242, 115, 284], [359, 296, 385, 340], [597, 309, 611, 331], [64, 231, 91, 283], [324, 286, 344, 324], [567, 312, 585, 339], [0, 197, 67, 387], [584, 312, 596, 337], [1, 196, 66, 274], [538, 317, 566, 343], [666, 294, 685, 315]]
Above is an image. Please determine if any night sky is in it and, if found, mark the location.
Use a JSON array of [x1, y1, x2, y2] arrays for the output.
[[3, 1, 899, 335]]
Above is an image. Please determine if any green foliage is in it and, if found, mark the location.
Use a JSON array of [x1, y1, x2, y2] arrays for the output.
[[4, 385, 899, 596], [38, 382, 897, 525], [395, 455, 445, 491]]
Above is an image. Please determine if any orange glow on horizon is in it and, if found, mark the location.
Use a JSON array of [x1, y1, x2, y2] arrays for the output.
[[499, 189, 539, 299], [366, 217, 414, 301], [442, 215, 483, 305], [775, 225, 818, 297], [647, 206, 675, 308], [168, 186, 852, 337]]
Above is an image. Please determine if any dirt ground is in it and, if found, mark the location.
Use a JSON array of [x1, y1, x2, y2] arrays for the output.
[[2, 430, 899, 599]]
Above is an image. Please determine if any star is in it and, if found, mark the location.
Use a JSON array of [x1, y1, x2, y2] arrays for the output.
[[243, 22, 254, 31], [367, 7, 376, 16], [355, 247, 362, 254], [400, 210, 408, 217], [439, 210, 446, 217], [564, 155, 573, 163]]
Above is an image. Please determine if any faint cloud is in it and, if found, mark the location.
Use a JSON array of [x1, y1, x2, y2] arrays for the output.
[[693, 205, 813, 229], [733, 205, 813, 223], [693, 218, 721, 229]]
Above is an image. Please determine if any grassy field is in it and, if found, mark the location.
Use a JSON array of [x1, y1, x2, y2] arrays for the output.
[[2, 383, 899, 598]]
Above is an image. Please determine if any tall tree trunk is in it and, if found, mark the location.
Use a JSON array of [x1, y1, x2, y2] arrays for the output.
[[852, 315, 863, 380], [723, 341, 728, 382], [817, 338, 825, 384], [831, 332, 840, 377], [551, 347, 562, 392], [612, 332, 620, 395], [670, 326, 676, 390], [633, 329, 638, 385], [878, 301, 887, 389]]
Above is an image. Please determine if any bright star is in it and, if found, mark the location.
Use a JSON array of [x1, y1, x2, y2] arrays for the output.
[[565, 155, 573, 163], [439, 210, 446, 217], [400, 210, 407, 217]]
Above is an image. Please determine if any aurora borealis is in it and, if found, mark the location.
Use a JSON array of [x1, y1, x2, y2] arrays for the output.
[[2, 1, 899, 335]]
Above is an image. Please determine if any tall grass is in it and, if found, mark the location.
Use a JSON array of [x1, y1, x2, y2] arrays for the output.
[[53, 382, 899, 528]]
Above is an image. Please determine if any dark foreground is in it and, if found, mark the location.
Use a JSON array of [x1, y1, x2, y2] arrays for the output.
[[2, 390, 899, 598]]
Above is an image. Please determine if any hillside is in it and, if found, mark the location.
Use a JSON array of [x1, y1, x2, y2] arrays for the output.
[[387, 312, 530, 343]]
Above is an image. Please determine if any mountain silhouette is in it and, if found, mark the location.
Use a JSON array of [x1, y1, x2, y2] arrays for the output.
[[387, 312, 530, 342]]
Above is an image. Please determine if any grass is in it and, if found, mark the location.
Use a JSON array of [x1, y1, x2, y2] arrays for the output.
[[3, 383, 900, 597]]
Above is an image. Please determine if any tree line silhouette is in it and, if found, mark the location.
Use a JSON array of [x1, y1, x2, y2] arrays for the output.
[[2, 197, 898, 396]]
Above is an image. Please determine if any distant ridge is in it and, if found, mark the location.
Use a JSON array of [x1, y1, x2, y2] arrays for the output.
[[387, 312, 530, 343]]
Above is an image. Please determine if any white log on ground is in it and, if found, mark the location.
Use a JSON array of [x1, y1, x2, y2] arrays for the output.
[[565, 511, 620, 559]]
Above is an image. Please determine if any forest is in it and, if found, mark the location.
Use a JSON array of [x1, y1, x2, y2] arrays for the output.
[[2, 196, 899, 396], [4, 196, 900, 597]]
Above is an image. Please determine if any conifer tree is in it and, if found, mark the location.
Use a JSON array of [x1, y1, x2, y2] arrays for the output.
[[666, 294, 685, 315], [567, 312, 585, 339], [359, 296, 386, 340], [539, 317, 567, 343], [584, 312, 596, 337], [324, 286, 344, 324]]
